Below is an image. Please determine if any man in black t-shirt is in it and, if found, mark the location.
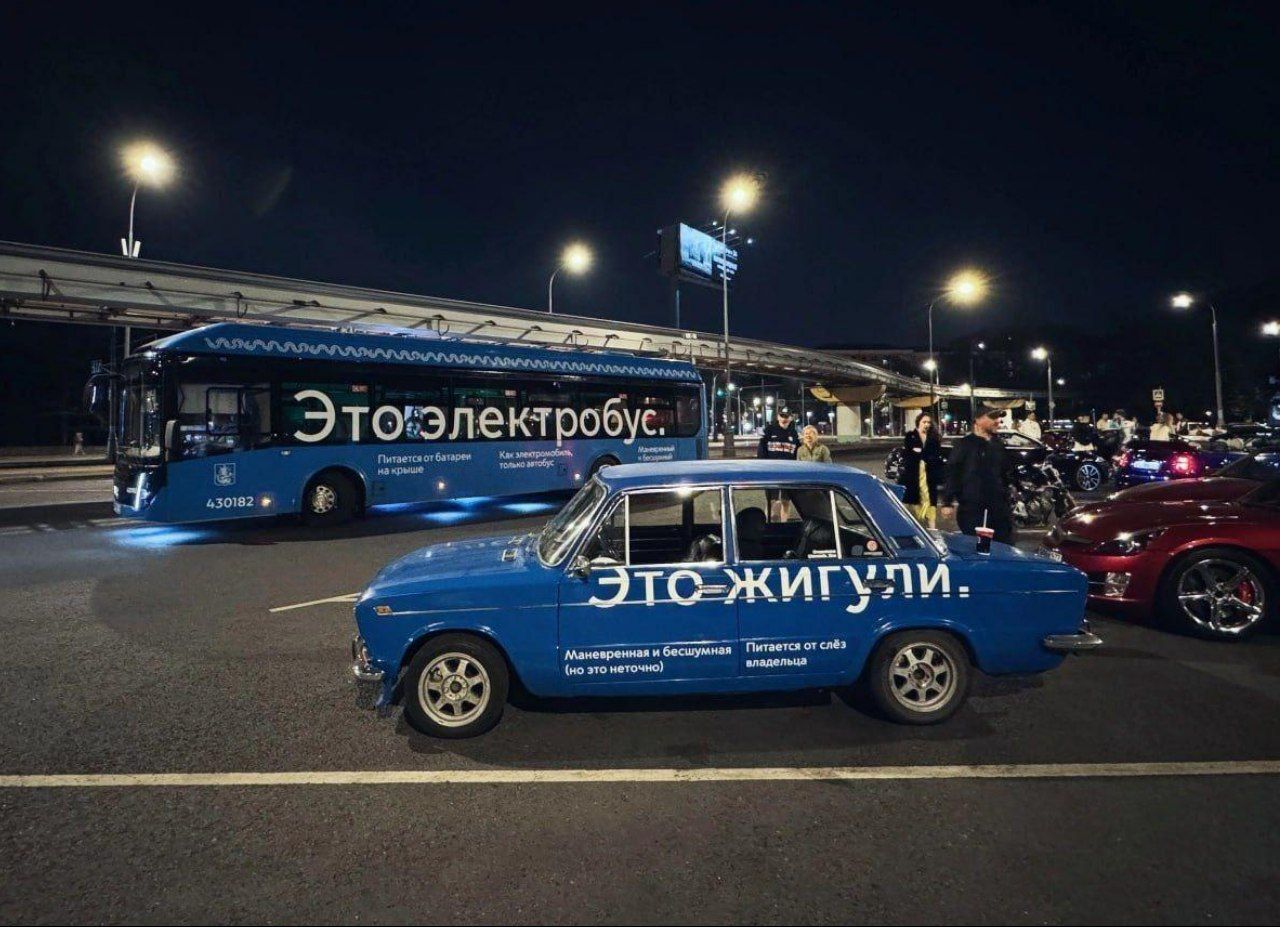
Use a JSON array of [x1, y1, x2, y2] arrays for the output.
[[940, 405, 1014, 544]]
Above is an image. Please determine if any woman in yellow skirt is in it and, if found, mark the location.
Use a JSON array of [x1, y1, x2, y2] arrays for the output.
[[899, 411, 944, 528]]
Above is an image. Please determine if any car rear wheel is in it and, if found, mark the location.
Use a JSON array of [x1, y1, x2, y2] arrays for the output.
[[402, 634, 509, 738], [864, 630, 971, 725], [1073, 461, 1104, 491], [1158, 548, 1271, 640]]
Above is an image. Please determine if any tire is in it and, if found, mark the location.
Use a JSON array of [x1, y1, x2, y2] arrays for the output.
[[863, 630, 971, 725], [588, 455, 619, 479], [402, 634, 509, 738], [1157, 547, 1272, 640], [301, 471, 359, 526], [1073, 461, 1104, 492]]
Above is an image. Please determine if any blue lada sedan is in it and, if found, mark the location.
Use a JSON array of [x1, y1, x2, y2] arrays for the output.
[[352, 460, 1099, 737]]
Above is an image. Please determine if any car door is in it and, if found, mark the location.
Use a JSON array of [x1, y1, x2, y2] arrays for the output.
[[730, 484, 896, 681], [557, 485, 738, 687]]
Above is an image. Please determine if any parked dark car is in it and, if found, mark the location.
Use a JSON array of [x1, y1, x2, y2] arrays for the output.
[[1110, 438, 1274, 488], [885, 431, 1112, 492]]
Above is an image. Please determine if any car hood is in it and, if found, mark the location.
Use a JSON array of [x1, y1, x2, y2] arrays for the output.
[[941, 531, 1048, 562], [1107, 477, 1257, 505], [1060, 498, 1249, 539], [366, 531, 539, 594]]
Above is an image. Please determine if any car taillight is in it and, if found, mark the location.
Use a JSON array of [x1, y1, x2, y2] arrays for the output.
[[1169, 452, 1199, 476]]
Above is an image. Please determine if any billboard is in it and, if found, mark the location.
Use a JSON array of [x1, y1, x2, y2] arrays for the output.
[[658, 223, 738, 289]]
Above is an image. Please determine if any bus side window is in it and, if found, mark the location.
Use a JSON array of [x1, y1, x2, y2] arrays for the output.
[[281, 382, 371, 444]]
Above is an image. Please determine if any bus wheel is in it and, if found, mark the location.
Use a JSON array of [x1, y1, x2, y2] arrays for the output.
[[588, 455, 619, 479], [302, 471, 358, 526]]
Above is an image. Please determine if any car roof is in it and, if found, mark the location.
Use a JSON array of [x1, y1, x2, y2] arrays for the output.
[[596, 459, 875, 491]]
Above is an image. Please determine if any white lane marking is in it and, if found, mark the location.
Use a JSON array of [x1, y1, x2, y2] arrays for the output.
[[268, 593, 360, 613], [2, 760, 1278, 789]]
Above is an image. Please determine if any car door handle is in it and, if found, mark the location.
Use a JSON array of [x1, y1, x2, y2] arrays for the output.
[[701, 584, 729, 595], [865, 580, 895, 593]]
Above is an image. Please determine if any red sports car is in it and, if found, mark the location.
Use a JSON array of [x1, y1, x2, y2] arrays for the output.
[[1043, 477, 1280, 639]]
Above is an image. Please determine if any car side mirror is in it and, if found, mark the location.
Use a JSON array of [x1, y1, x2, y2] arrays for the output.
[[569, 555, 592, 579]]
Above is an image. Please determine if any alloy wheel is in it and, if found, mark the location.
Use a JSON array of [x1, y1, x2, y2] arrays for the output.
[[418, 652, 492, 727], [888, 642, 956, 712], [1177, 559, 1266, 635]]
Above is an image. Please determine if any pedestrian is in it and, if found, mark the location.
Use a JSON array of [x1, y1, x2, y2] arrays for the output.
[[940, 405, 1014, 545], [901, 411, 945, 529], [757, 406, 800, 460], [1018, 411, 1042, 442], [796, 424, 832, 463], [1118, 410, 1135, 442], [1071, 415, 1097, 451], [1149, 412, 1174, 442], [71, 431, 85, 457]]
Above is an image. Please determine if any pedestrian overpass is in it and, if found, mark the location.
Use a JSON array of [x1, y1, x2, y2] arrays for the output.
[[0, 241, 1041, 433]]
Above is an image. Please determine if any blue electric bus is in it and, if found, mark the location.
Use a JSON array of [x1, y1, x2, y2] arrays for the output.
[[102, 322, 706, 525]]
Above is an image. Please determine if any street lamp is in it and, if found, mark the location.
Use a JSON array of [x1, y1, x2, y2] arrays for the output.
[[547, 242, 592, 314], [1031, 346, 1055, 421], [1171, 292, 1224, 429], [927, 269, 989, 410], [120, 141, 174, 258], [1263, 321, 1280, 368], [719, 172, 761, 457]]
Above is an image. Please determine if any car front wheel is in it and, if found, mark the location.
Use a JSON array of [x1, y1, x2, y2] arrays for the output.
[[402, 634, 509, 738], [1158, 548, 1272, 640], [864, 630, 971, 725], [1073, 461, 1104, 491]]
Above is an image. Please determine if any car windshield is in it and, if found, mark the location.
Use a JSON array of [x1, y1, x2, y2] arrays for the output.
[[537, 479, 608, 565], [1216, 454, 1280, 482]]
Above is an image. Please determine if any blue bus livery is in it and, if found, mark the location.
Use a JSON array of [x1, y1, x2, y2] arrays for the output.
[[109, 322, 705, 524]]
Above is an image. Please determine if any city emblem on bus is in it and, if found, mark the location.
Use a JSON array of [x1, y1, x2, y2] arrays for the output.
[[214, 463, 237, 487]]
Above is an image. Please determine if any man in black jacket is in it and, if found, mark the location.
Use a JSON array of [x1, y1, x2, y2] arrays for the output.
[[939, 405, 1014, 544], [757, 407, 801, 460]]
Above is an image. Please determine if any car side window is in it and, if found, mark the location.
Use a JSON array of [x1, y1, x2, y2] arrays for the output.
[[581, 488, 724, 567], [732, 485, 847, 562], [832, 491, 889, 557]]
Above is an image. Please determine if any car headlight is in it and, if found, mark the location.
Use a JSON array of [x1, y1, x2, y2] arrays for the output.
[[1091, 528, 1166, 556]]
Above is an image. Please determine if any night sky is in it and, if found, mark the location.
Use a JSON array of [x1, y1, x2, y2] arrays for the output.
[[2, 2, 1277, 356]]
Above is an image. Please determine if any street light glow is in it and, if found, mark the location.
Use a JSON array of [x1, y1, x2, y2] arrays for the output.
[[922, 358, 938, 372], [1171, 292, 1194, 309], [1263, 321, 1280, 337], [721, 173, 760, 214], [560, 242, 592, 274], [122, 141, 175, 186], [1031, 346, 1049, 361], [945, 269, 989, 306]]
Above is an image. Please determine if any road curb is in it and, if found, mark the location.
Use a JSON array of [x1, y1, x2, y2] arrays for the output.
[[0, 468, 113, 486]]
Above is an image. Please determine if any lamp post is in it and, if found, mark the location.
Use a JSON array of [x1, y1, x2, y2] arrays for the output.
[[718, 173, 761, 457], [1031, 346, 1055, 421], [547, 243, 592, 314], [120, 142, 174, 258], [967, 340, 986, 424], [926, 270, 988, 411], [1171, 292, 1225, 429]]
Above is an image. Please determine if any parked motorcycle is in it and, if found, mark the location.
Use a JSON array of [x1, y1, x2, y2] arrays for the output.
[[1009, 460, 1076, 528]]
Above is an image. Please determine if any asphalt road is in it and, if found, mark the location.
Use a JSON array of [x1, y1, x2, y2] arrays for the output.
[[2, 452, 1278, 924]]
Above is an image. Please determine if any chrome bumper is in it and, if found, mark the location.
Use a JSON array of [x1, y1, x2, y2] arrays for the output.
[[1043, 626, 1103, 652], [351, 635, 384, 683]]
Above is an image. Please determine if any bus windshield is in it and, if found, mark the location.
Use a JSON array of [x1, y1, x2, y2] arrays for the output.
[[121, 360, 163, 461], [538, 479, 607, 565]]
